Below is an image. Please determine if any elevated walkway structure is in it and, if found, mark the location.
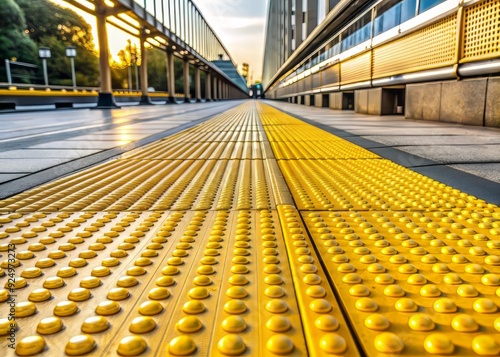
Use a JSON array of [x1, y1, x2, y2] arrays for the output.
[[263, 0, 500, 128], [0, 101, 499, 356], [0, 0, 249, 109]]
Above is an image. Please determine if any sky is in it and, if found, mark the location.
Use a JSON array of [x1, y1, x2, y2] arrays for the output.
[[51, 0, 268, 83], [193, 0, 268, 82]]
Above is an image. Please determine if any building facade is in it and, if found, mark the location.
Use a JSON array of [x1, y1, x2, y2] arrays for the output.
[[262, 0, 500, 127]]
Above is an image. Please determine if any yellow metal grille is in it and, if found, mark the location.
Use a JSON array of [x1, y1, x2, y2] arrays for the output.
[[372, 15, 457, 79], [462, 0, 500, 61], [340, 52, 372, 85]]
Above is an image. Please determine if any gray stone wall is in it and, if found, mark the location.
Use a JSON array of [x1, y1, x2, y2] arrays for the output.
[[406, 78, 500, 127]]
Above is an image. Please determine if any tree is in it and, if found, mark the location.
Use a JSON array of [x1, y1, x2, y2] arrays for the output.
[[15, 0, 99, 86], [146, 46, 167, 92], [0, 0, 38, 83]]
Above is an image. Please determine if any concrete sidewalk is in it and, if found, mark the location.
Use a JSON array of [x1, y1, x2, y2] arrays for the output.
[[266, 101, 500, 203], [0, 101, 244, 198]]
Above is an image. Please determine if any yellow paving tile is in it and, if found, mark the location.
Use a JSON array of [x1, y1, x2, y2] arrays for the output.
[[277, 205, 360, 356], [302, 210, 500, 356], [257, 102, 496, 212]]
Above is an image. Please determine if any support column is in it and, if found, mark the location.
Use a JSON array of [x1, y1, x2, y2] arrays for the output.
[[166, 50, 176, 103], [139, 28, 152, 105], [183, 58, 191, 103], [194, 66, 201, 102], [95, 0, 119, 108], [205, 71, 212, 101], [218, 79, 223, 100], [213, 76, 218, 101]]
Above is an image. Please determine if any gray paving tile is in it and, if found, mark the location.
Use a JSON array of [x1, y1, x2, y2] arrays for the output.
[[66, 134, 146, 141], [0, 158, 67, 173], [0, 149, 100, 159], [448, 163, 500, 184], [28, 140, 131, 150], [395, 145, 500, 164], [0, 174, 26, 183], [361, 135, 500, 146]]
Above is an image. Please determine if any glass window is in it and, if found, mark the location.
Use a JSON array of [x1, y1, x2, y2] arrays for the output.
[[419, 0, 445, 13], [341, 12, 371, 51], [318, 0, 326, 23], [321, 37, 339, 61], [374, 0, 416, 36], [329, 0, 340, 11], [311, 52, 320, 65], [400, 0, 416, 22]]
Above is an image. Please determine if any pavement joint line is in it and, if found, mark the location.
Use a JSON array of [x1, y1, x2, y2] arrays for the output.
[[263, 101, 500, 206]]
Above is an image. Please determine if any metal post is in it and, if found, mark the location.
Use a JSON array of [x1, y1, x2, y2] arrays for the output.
[[95, 0, 119, 108], [42, 59, 49, 87], [166, 50, 176, 103], [183, 58, 190, 103], [139, 28, 152, 105], [213, 76, 218, 101], [205, 71, 212, 101], [5, 60, 12, 85], [70, 57, 76, 88], [194, 66, 201, 102], [128, 66, 132, 90], [134, 63, 139, 91]]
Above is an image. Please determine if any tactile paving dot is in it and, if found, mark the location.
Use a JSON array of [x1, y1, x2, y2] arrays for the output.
[[277, 205, 360, 356], [0, 104, 274, 214], [302, 210, 500, 356], [258, 103, 496, 213]]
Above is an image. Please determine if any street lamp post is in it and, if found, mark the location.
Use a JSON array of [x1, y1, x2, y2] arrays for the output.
[[66, 46, 77, 89], [38, 47, 51, 87]]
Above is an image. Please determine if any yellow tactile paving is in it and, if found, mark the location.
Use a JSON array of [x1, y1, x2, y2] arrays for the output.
[[1, 101, 500, 356], [279, 159, 496, 211], [0, 103, 270, 214], [256, 101, 500, 356], [277, 205, 360, 356], [257, 103, 496, 212], [302, 210, 500, 356]]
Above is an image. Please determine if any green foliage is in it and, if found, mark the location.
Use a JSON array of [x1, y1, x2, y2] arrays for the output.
[[146, 47, 167, 92], [15, 0, 99, 86], [173, 57, 194, 96], [0, 0, 38, 82], [16, 0, 95, 50]]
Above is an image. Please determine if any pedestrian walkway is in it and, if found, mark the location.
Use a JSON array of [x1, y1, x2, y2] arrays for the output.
[[0, 101, 244, 198], [266, 101, 500, 204], [0, 101, 499, 357]]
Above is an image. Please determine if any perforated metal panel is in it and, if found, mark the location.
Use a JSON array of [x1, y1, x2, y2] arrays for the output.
[[462, 0, 500, 62], [372, 15, 457, 79], [340, 52, 372, 85], [322, 64, 340, 86]]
